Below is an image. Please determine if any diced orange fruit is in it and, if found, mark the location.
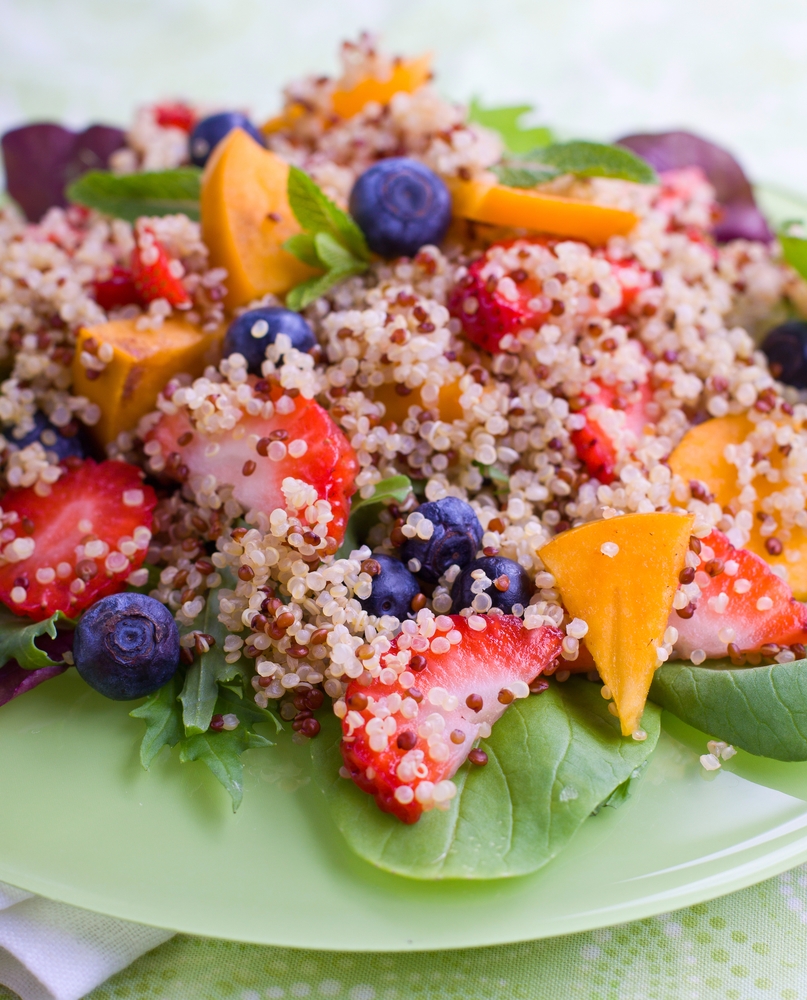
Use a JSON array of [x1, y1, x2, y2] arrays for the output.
[[72, 318, 224, 447], [331, 54, 432, 119], [446, 176, 639, 245], [540, 512, 693, 735], [373, 379, 465, 427], [200, 128, 317, 309], [668, 415, 807, 598]]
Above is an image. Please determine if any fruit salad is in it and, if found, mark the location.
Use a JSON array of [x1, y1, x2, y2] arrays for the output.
[[3, 33, 807, 880]]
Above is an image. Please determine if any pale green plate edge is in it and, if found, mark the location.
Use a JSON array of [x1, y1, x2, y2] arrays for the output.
[[0, 185, 805, 952]]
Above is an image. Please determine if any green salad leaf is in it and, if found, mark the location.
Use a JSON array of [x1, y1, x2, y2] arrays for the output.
[[179, 570, 241, 736], [129, 674, 184, 769], [0, 606, 75, 671], [66, 168, 202, 222], [493, 141, 657, 190], [284, 167, 370, 310], [468, 99, 554, 154], [336, 474, 413, 558], [178, 726, 271, 812], [650, 658, 807, 761], [779, 221, 807, 281], [311, 678, 660, 879]]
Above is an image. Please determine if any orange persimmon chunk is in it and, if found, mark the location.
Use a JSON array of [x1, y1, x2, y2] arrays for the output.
[[200, 128, 316, 309], [446, 176, 639, 245], [540, 512, 693, 735], [669, 415, 807, 598], [332, 53, 432, 119]]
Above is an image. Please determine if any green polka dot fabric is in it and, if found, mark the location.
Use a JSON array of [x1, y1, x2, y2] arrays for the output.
[[2, 866, 805, 1000]]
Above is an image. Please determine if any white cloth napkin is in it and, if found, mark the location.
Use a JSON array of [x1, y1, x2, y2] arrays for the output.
[[0, 882, 172, 1000]]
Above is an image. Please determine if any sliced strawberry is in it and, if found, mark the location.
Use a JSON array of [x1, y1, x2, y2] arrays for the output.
[[0, 460, 156, 620], [148, 395, 358, 545], [93, 266, 140, 311], [131, 227, 191, 308], [340, 614, 562, 823], [448, 249, 549, 353], [571, 381, 652, 484], [672, 529, 807, 659], [602, 255, 653, 315], [154, 102, 196, 132]]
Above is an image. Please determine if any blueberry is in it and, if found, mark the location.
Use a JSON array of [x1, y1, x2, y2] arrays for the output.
[[222, 307, 317, 375], [400, 497, 482, 584], [189, 112, 264, 168], [451, 556, 533, 615], [359, 554, 420, 619], [349, 157, 452, 258], [762, 320, 807, 389], [6, 411, 84, 462], [74, 593, 179, 700]]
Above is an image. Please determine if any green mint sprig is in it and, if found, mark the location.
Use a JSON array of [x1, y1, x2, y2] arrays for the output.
[[493, 140, 657, 188], [66, 168, 202, 221], [284, 166, 370, 311], [779, 220, 807, 280], [468, 99, 554, 154]]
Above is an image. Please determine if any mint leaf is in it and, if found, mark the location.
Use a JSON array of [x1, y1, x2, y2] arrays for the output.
[[312, 677, 660, 879], [314, 231, 360, 272], [178, 726, 271, 811], [179, 571, 241, 736], [129, 674, 183, 769], [66, 168, 202, 222], [539, 142, 657, 184], [492, 163, 560, 188], [0, 606, 74, 671], [337, 474, 413, 558], [650, 657, 807, 761], [286, 166, 369, 263], [780, 221, 807, 281], [468, 99, 554, 155], [283, 233, 322, 269], [286, 270, 353, 311]]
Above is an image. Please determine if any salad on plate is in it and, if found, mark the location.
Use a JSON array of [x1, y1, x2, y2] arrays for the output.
[[3, 34, 807, 881]]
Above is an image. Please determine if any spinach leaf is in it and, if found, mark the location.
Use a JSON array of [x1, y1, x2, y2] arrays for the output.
[[311, 678, 660, 879], [0, 606, 74, 671], [66, 168, 202, 221], [780, 222, 807, 281], [650, 658, 807, 761], [179, 571, 241, 735], [129, 674, 184, 769], [468, 100, 554, 154], [178, 726, 271, 811], [337, 474, 412, 558]]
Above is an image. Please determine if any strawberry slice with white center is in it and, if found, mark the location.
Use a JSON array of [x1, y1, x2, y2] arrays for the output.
[[672, 529, 807, 660], [131, 226, 191, 308], [340, 614, 563, 823], [148, 394, 358, 545], [571, 380, 652, 483], [0, 460, 156, 620]]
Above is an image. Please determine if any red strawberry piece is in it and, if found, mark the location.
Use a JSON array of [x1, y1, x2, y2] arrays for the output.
[[93, 266, 141, 310], [340, 614, 562, 823], [602, 255, 653, 315], [148, 394, 358, 545], [672, 529, 807, 660], [131, 228, 191, 308], [154, 102, 196, 132], [448, 248, 549, 353], [571, 381, 652, 484], [0, 460, 156, 620]]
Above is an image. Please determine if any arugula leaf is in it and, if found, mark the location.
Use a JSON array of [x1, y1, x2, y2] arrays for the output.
[[468, 99, 554, 154], [179, 572, 241, 736], [129, 674, 183, 769], [311, 678, 660, 879], [217, 684, 282, 732], [0, 606, 74, 671], [178, 726, 271, 811], [66, 168, 202, 222], [780, 221, 807, 281], [650, 657, 807, 761], [284, 167, 370, 310], [337, 474, 413, 558]]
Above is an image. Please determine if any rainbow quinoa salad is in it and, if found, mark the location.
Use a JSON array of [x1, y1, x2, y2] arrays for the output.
[[4, 34, 807, 879]]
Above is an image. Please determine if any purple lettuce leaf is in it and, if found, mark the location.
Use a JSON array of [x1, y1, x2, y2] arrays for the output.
[[0, 660, 68, 708], [2, 122, 127, 222], [617, 130, 772, 243]]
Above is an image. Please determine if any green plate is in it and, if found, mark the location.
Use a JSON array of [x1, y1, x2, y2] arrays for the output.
[[0, 187, 806, 952]]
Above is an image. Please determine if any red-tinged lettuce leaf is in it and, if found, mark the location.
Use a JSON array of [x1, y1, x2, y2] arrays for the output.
[[0, 661, 68, 708], [2, 123, 126, 221], [616, 130, 773, 243]]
